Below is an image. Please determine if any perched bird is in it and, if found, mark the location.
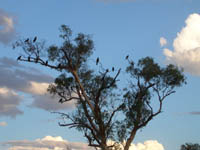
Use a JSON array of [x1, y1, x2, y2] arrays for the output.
[[70, 86, 73, 91], [96, 57, 99, 65], [112, 67, 114, 72], [17, 56, 21, 61], [57, 63, 61, 68], [130, 61, 134, 66], [45, 60, 48, 66], [35, 57, 39, 63], [59, 98, 63, 103], [33, 36, 37, 43], [28, 56, 30, 61], [25, 38, 29, 43], [125, 55, 129, 60]]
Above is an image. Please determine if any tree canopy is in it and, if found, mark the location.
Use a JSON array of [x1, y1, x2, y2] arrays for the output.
[[181, 143, 200, 150], [13, 25, 186, 150]]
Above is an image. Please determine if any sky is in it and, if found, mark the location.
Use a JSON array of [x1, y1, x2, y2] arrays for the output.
[[0, 0, 200, 150]]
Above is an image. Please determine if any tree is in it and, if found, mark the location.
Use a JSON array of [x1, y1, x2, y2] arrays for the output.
[[13, 25, 186, 150], [181, 143, 200, 150]]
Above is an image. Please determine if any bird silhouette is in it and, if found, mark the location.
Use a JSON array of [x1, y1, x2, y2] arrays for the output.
[[125, 55, 129, 60], [45, 60, 48, 66], [17, 56, 21, 61], [25, 38, 29, 43], [130, 61, 134, 66], [70, 86, 73, 91], [59, 98, 63, 103], [96, 57, 99, 65], [112, 67, 114, 72], [58, 63, 61, 68], [33, 36, 37, 42], [35, 57, 39, 63], [28, 56, 30, 61]]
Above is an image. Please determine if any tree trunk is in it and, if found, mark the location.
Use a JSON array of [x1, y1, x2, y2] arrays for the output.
[[124, 128, 137, 150]]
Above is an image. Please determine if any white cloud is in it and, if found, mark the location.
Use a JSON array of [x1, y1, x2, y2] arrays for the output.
[[0, 8, 17, 45], [26, 81, 49, 95], [160, 37, 167, 47], [3, 136, 164, 150], [163, 13, 200, 76], [107, 140, 164, 150], [130, 140, 164, 150], [0, 121, 7, 126]]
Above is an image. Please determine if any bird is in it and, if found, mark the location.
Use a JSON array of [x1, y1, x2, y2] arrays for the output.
[[35, 56, 39, 63], [96, 57, 99, 65], [28, 56, 30, 61], [17, 56, 21, 61], [130, 61, 134, 66], [70, 86, 73, 91], [33, 36, 37, 43], [25, 38, 29, 43], [125, 55, 129, 60], [45, 60, 48, 66], [57, 63, 61, 68], [59, 98, 63, 103], [112, 67, 114, 72], [106, 69, 109, 72]]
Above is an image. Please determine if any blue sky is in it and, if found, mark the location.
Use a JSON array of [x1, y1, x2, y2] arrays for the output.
[[0, 0, 200, 150]]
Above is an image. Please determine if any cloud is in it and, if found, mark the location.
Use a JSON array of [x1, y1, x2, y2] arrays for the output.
[[26, 81, 50, 95], [3, 136, 165, 150], [0, 87, 23, 118], [0, 57, 75, 118], [107, 140, 164, 150], [0, 121, 7, 126], [30, 93, 76, 111], [3, 136, 94, 150], [160, 37, 167, 47], [0, 8, 17, 45], [130, 140, 164, 150], [163, 13, 200, 76]]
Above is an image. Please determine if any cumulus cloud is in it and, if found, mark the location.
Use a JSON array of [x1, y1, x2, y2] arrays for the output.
[[160, 37, 167, 47], [130, 140, 164, 150], [0, 8, 17, 45], [0, 57, 75, 118], [3, 136, 165, 150], [0, 121, 7, 126], [107, 140, 164, 150], [163, 13, 200, 76], [3, 136, 94, 150]]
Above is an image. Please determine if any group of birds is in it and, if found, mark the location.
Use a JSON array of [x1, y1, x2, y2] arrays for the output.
[[17, 55, 49, 67], [95, 54, 129, 72], [24, 36, 37, 43]]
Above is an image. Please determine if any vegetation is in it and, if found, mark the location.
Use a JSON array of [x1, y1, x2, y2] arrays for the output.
[[181, 143, 200, 150], [13, 25, 186, 150]]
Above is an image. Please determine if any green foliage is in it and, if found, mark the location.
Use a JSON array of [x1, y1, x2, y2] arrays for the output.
[[181, 143, 200, 150], [118, 57, 186, 142], [47, 25, 94, 71]]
